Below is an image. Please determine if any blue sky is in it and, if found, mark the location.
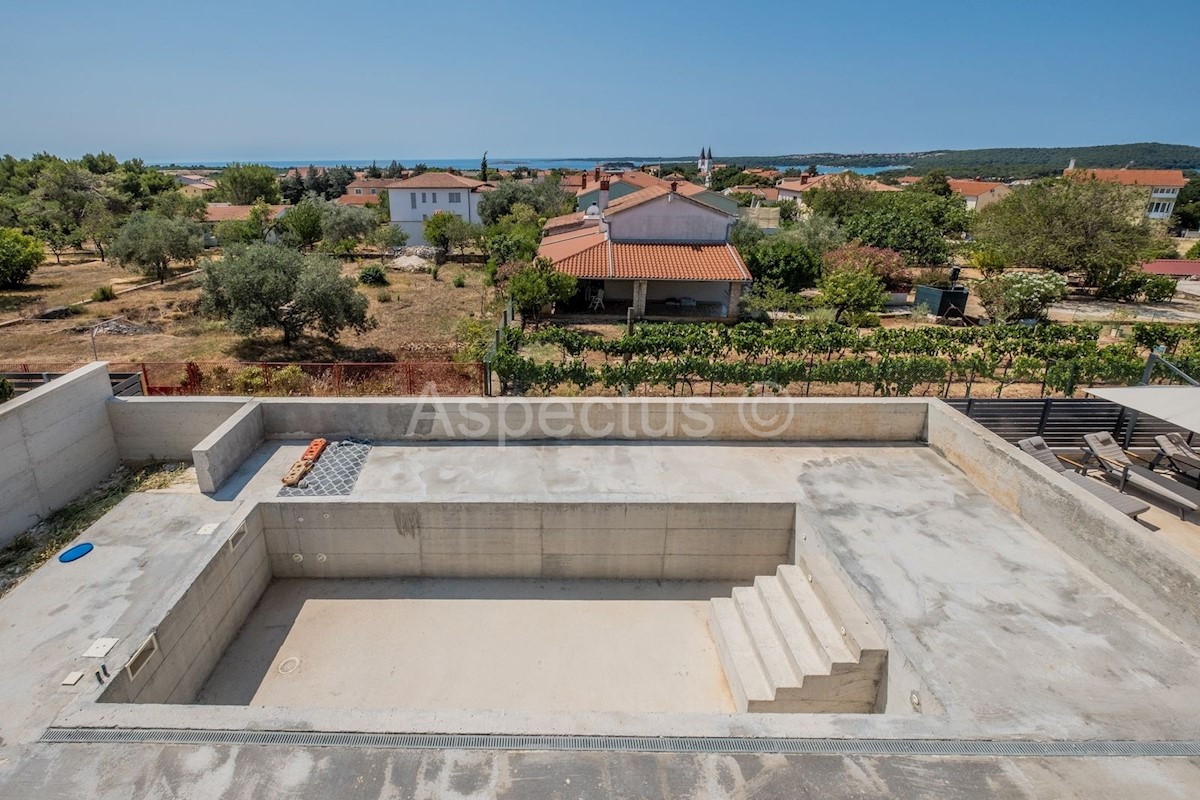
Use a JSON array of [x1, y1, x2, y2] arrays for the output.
[[2, 0, 1197, 162]]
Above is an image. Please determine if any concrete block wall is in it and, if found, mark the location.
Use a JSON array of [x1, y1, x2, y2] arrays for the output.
[[262, 501, 795, 580], [925, 399, 1200, 645], [192, 401, 264, 494], [106, 396, 249, 462], [0, 363, 119, 547], [100, 505, 271, 704], [258, 397, 930, 443]]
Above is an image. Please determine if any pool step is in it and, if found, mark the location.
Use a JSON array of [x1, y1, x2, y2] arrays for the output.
[[709, 555, 886, 713]]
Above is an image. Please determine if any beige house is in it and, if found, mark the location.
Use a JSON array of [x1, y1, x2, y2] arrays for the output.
[[948, 179, 1011, 212]]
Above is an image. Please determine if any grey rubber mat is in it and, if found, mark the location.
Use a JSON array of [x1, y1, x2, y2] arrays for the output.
[[278, 438, 372, 497]]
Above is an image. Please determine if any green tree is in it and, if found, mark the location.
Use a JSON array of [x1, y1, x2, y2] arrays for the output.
[[22, 200, 77, 264], [0, 227, 46, 287], [824, 244, 911, 291], [913, 170, 952, 197], [804, 172, 875, 223], [200, 243, 373, 345], [816, 268, 887, 323], [370, 223, 408, 260], [214, 163, 281, 204], [508, 257, 577, 328], [744, 236, 820, 291], [729, 217, 765, 255], [278, 195, 324, 250], [110, 211, 202, 283], [79, 197, 118, 261], [279, 171, 307, 205], [974, 177, 1157, 292], [477, 178, 573, 225], [1186, 241, 1200, 259], [843, 206, 951, 265], [480, 151, 489, 182], [151, 190, 208, 222], [365, 161, 383, 179], [214, 199, 277, 245], [783, 214, 845, 254], [319, 203, 376, 254], [424, 211, 472, 256]]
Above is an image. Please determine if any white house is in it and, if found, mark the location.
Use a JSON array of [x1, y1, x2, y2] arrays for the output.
[[385, 173, 492, 245], [537, 179, 749, 319], [1064, 166, 1187, 221]]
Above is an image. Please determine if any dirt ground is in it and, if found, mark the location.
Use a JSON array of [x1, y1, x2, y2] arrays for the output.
[[0, 252, 497, 365]]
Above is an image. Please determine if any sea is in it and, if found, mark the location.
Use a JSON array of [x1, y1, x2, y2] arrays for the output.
[[158, 157, 901, 174]]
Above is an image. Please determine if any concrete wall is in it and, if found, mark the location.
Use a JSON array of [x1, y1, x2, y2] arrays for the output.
[[258, 398, 930, 443], [192, 401, 264, 494], [101, 505, 270, 704], [924, 399, 1200, 645], [107, 397, 248, 462], [0, 363, 119, 547], [262, 501, 795, 580]]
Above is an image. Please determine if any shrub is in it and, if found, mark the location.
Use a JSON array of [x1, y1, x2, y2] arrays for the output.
[[452, 272, 466, 288], [1142, 274, 1178, 303], [842, 310, 882, 328], [484, 261, 498, 287], [376, 289, 393, 303], [816, 268, 887, 324], [357, 264, 388, 285], [823, 244, 911, 291], [231, 366, 266, 394], [430, 265, 440, 281], [0, 227, 46, 288], [1102, 270, 1178, 303], [977, 271, 1068, 323], [508, 257, 577, 327], [913, 266, 953, 288], [1186, 241, 1200, 259], [91, 285, 117, 302], [0, 378, 14, 403], [271, 364, 310, 396]]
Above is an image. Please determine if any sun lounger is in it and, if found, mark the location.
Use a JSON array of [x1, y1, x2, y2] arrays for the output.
[[1082, 432, 1200, 519], [1152, 433, 1200, 489], [1017, 436, 1150, 519]]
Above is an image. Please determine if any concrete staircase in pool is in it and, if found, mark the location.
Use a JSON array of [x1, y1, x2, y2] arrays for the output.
[[709, 558, 887, 713]]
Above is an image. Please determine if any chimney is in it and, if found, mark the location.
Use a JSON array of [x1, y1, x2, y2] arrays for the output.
[[1067, 158, 1076, 170], [598, 179, 610, 211], [581, 173, 588, 190], [670, 181, 678, 193], [594, 166, 600, 181], [800, 174, 808, 185]]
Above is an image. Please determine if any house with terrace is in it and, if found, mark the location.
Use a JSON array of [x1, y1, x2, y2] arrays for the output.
[[537, 179, 750, 319]]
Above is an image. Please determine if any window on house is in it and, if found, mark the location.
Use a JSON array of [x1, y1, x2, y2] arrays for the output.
[[370, 188, 377, 194], [432, 193, 437, 203], [422, 192, 427, 203], [410, 193, 417, 209], [1148, 201, 1172, 215], [449, 192, 462, 203], [354, 188, 362, 195]]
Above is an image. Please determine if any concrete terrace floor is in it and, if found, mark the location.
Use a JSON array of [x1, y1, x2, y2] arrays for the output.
[[2, 440, 1200, 797]]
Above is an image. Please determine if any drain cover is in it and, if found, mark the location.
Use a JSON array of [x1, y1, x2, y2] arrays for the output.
[[278, 656, 301, 675]]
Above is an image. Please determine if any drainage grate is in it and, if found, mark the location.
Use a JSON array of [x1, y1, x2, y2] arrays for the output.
[[37, 728, 1200, 757]]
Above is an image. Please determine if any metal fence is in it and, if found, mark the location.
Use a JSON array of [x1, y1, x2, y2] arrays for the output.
[[944, 398, 1194, 450], [1, 369, 144, 397]]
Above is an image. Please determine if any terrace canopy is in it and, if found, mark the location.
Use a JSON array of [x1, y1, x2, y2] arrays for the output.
[[1086, 386, 1200, 435]]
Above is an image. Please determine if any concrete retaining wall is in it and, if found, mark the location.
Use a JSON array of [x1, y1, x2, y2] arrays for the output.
[[258, 397, 929, 443], [192, 401, 264, 494], [925, 399, 1200, 645], [0, 363, 119, 547], [262, 501, 795, 580], [106, 397, 249, 462], [101, 505, 270, 704]]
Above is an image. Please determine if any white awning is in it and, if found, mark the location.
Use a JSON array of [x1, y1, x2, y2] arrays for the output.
[[1085, 386, 1200, 434]]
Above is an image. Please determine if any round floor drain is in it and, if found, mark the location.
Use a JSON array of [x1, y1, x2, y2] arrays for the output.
[[278, 656, 301, 674]]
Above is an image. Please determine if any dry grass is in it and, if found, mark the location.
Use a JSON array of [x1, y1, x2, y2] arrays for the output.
[[0, 254, 499, 365], [0, 462, 190, 598]]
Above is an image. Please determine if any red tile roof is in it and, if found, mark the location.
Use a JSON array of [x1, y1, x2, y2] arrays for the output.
[[599, 184, 731, 217], [538, 232, 749, 282], [336, 193, 382, 206], [777, 174, 899, 193], [204, 203, 289, 222], [948, 179, 1008, 197], [1142, 259, 1200, 277], [1065, 168, 1187, 188], [386, 172, 491, 190], [345, 178, 393, 190], [543, 211, 595, 235], [727, 186, 780, 202]]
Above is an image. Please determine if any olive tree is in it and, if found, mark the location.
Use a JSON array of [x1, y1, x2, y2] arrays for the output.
[[110, 211, 202, 282], [0, 227, 45, 287], [200, 243, 374, 345]]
